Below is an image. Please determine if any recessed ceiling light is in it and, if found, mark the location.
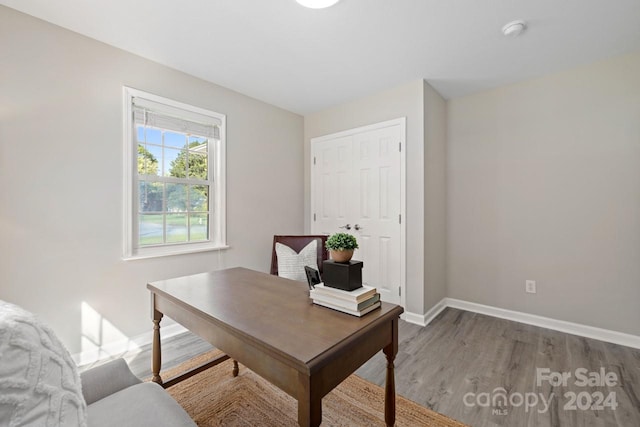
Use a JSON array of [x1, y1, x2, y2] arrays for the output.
[[502, 20, 527, 37], [296, 0, 341, 9]]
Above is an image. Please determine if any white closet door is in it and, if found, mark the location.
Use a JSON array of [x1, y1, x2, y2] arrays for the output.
[[311, 122, 403, 305], [352, 126, 401, 304]]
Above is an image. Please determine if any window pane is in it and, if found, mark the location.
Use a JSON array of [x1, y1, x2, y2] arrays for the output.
[[164, 131, 186, 149], [139, 214, 163, 246], [141, 127, 162, 145], [166, 214, 188, 243], [189, 185, 208, 211], [188, 151, 208, 179], [164, 147, 181, 177], [137, 144, 159, 176], [166, 183, 187, 212], [189, 213, 208, 241], [189, 136, 208, 153], [139, 181, 163, 212], [147, 144, 162, 170]]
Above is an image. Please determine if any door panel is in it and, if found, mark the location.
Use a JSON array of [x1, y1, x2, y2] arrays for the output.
[[314, 136, 353, 235], [352, 126, 401, 304], [312, 124, 402, 305]]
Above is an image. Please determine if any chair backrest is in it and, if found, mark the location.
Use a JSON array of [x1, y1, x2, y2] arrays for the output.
[[270, 235, 329, 276]]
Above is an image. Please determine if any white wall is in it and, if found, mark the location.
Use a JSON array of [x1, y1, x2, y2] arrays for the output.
[[0, 6, 304, 353], [4, 5, 636, 356], [447, 52, 640, 335], [304, 80, 427, 316], [423, 82, 447, 310]]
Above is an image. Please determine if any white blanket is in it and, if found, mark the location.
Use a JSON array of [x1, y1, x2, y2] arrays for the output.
[[0, 300, 87, 426]]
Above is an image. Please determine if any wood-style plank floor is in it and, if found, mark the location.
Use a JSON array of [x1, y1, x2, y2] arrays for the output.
[[106, 308, 640, 427], [356, 308, 640, 427]]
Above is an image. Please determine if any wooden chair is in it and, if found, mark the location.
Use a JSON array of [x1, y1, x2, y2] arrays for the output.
[[270, 235, 329, 275]]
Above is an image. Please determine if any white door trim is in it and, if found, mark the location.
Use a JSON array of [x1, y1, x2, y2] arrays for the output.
[[310, 117, 406, 309]]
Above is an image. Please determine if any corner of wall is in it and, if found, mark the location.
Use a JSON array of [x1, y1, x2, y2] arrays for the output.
[[422, 81, 448, 311]]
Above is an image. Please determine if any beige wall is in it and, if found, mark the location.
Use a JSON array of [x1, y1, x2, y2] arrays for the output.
[[304, 80, 428, 316], [447, 52, 640, 335], [0, 6, 304, 353], [3, 5, 637, 356], [423, 82, 447, 310]]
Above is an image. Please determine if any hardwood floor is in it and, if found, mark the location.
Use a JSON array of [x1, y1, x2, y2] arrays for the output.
[[105, 308, 640, 427], [355, 309, 640, 427]]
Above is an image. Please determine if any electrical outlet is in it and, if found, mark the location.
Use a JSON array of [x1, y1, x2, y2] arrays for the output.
[[525, 280, 536, 294]]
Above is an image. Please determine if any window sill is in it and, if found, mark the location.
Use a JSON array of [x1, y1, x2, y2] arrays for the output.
[[123, 244, 230, 261]]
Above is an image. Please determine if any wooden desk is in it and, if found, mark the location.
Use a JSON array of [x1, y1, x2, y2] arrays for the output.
[[147, 267, 404, 427]]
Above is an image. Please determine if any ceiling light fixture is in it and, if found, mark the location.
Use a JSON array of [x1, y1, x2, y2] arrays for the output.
[[502, 20, 527, 37], [296, 0, 341, 9]]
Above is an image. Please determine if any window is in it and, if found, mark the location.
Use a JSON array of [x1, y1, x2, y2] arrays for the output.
[[123, 87, 226, 259]]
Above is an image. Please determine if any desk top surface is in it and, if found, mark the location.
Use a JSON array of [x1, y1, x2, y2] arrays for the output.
[[148, 267, 403, 369]]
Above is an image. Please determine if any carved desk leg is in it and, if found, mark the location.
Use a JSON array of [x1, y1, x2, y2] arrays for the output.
[[151, 309, 163, 385], [232, 359, 239, 377], [383, 317, 399, 427]]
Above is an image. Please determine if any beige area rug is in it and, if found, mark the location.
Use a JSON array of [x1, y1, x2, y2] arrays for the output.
[[158, 350, 468, 427]]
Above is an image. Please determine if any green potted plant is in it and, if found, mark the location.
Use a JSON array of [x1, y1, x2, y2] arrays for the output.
[[325, 232, 359, 263]]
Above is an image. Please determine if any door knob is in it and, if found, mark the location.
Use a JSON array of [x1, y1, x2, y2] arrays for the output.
[[339, 224, 351, 230], [354, 224, 362, 231]]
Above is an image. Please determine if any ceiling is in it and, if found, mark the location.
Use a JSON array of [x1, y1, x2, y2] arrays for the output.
[[2, 0, 639, 114]]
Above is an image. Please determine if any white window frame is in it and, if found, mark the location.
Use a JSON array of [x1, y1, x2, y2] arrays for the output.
[[123, 87, 227, 260]]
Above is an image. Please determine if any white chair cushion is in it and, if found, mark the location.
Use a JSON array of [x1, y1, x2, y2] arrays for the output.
[[0, 300, 87, 427], [276, 240, 318, 282]]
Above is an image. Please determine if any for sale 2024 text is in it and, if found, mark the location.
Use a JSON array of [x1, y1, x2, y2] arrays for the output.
[[537, 367, 618, 411]]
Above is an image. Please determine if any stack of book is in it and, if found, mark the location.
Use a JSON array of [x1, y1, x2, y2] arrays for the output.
[[310, 283, 381, 317]]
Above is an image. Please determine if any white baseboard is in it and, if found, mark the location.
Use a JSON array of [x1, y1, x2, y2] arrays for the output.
[[72, 323, 187, 366], [427, 298, 640, 350], [401, 311, 426, 326], [402, 299, 448, 327]]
